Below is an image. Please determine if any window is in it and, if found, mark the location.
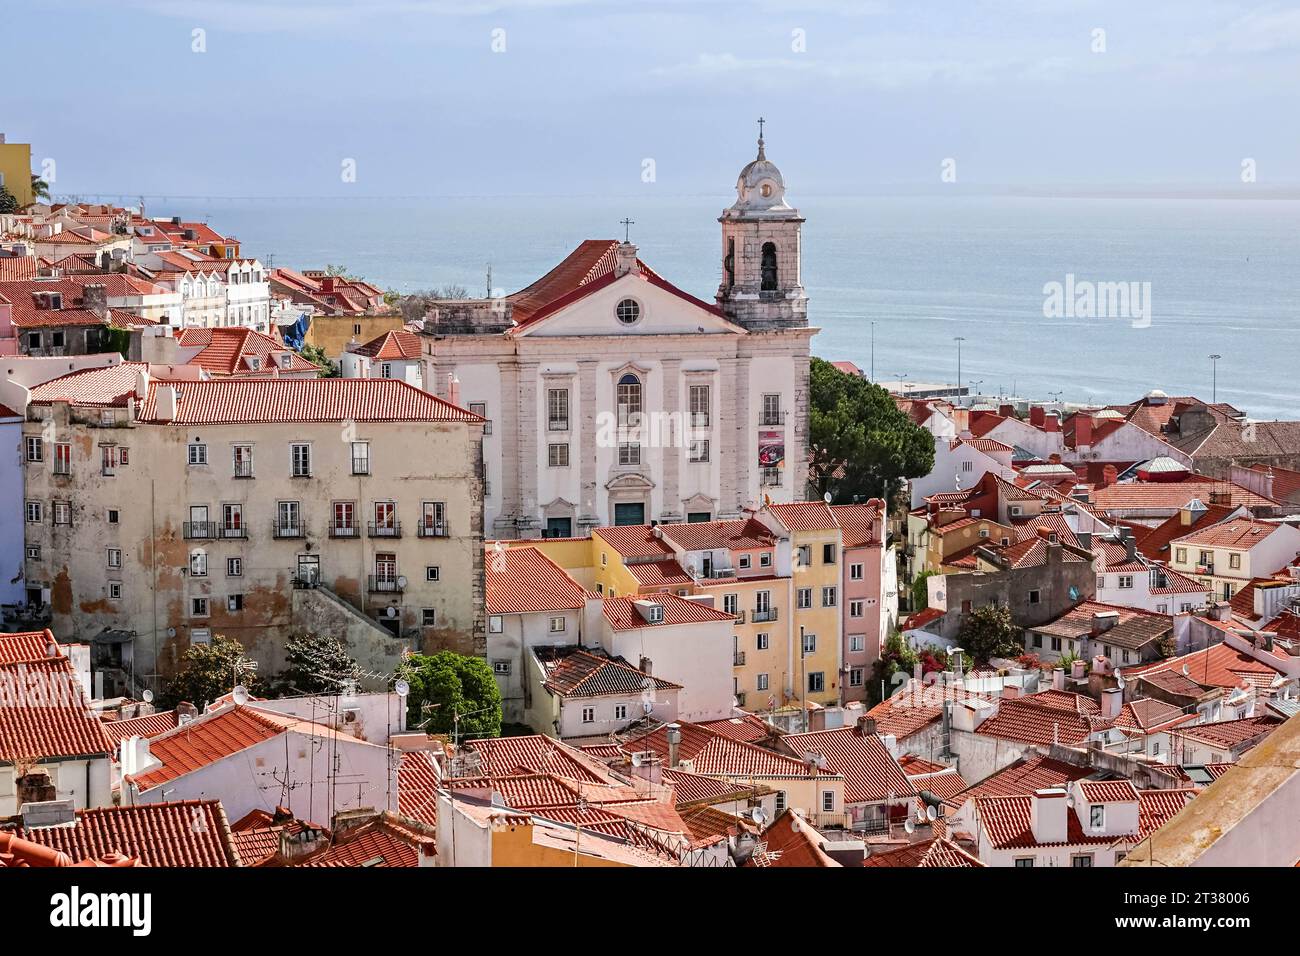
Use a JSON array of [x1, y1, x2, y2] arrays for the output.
[[723, 593, 738, 615], [373, 500, 397, 532], [759, 552, 772, 568], [961, 460, 974, 472], [547, 388, 569, 430], [190, 550, 208, 577], [188, 443, 207, 466], [1051, 636, 1062, 652], [823, 543, 837, 564], [291, 443, 311, 477], [492, 660, 510, 675], [774, 791, 786, 813], [422, 609, 437, 626], [849, 668, 864, 687], [689, 384, 710, 427], [1072, 855, 1093, 868], [1229, 553, 1241, 570], [426, 566, 440, 582], [229, 443, 253, 478], [25, 546, 40, 560], [616, 373, 642, 425], [1032, 633, 1042, 648], [228, 594, 244, 612], [379, 362, 392, 379], [25, 437, 42, 461], [222, 504, 243, 534], [1028, 589, 1041, 605], [333, 501, 356, 534], [1097, 575, 1106, 589], [351, 441, 370, 475], [26, 332, 39, 351], [100, 445, 121, 475], [54, 443, 71, 476], [489, 615, 503, 633], [107, 508, 119, 524], [688, 439, 709, 463], [227, 557, 242, 577], [822, 791, 835, 813], [797, 588, 812, 609], [277, 500, 301, 536], [849, 634, 865, 652], [53, 501, 71, 525], [738, 554, 751, 570], [615, 298, 640, 325], [25, 501, 42, 523], [548, 443, 570, 467], [1089, 804, 1104, 829], [822, 586, 837, 607], [757, 673, 769, 691], [108, 582, 122, 600], [618, 442, 641, 466], [191, 597, 210, 617], [1010, 506, 1023, 517], [1174, 547, 1187, 563], [1198, 550, 1212, 566], [614, 704, 628, 721], [850, 563, 863, 581], [467, 402, 490, 435], [755, 591, 772, 618], [1118, 575, 1133, 589], [50, 330, 65, 349], [550, 616, 566, 633], [808, 672, 825, 693], [756, 633, 770, 651], [802, 632, 817, 655], [353, 323, 362, 335], [762, 393, 782, 426], [849, 600, 864, 618], [1014, 858, 1035, 868], [582, 706, 596, 724], [796, 545, 811, 568]]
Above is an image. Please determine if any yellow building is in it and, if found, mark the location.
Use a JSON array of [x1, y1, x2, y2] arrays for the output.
[[0, 135, 34, 208], [1168, 517, 1300, 602], [304, 313, 406, 359]]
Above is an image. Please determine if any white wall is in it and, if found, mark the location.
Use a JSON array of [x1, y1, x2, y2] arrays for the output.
[[600, 618, 733, 722]]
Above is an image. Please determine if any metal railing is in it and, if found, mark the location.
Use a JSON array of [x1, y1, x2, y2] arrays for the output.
[[753, 608, 778, 623], [368, 575, 403, 594], [368, 521, 402, 538], [183, 521, 218, 539], [329, 524, 359, 538], [734, 651, 746, 666], [761, 410, 786, 426], [417, 523, 449, 538], [351, 457, 370, 475], [548, 418, 569, 431], [273, 521, 304, 539], [220, 525, 247, 539], [233, 460, 253, 478]]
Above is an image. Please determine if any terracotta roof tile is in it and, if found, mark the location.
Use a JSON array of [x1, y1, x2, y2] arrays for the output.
[[101, 710, 180, 745], [538, 647, 681, 698], [485, 545, 592, 614], [602, 592, 737, 631], [0, 657, 114, 762], [783, 726, 915, 804], [398, 750, 439, 827], [13, 800, 240, 867]]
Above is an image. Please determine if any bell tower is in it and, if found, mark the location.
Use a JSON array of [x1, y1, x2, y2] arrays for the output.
[[716, 119, 808, 331]]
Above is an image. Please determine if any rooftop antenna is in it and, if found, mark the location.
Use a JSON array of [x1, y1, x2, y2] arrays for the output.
[[485, 263, 492, 299]]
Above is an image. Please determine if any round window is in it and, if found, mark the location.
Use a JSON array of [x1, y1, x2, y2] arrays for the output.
[[616, 298, 641, 325], [760, 182, 773, 198]]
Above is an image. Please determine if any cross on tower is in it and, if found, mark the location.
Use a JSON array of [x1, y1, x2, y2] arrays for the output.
[[757, 116, 765, 141], [620, 218, 635, 243]]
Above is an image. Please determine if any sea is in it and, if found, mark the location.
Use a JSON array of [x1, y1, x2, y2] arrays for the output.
[[150, 193, 1300, 420]]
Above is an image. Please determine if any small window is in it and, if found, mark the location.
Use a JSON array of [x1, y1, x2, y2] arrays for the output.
[[426, 566, 440, 582], [1229, 553, 1241, 570], [823, 543, 837, 564], [822, 791, 835, 813], [190, 551, 208, 577], [188, 443, 208, 466], [54, 443, 71, 476], [489, 615, 503, 633], [808, 672, 824, 692], [25, 546, 40, 560], [1072, 854, 1093, 868], [756, 633, 770, 651], [1174, 547, 1187, 563], [738, 554, 751, 570], [850, 563, 863, 581], [849, 600, 864, 617], [821, 586, 837, 607], [191, 597, 209, 617], [849, 634, 865, 652], [1090, 805, 1104, 829], [291, 443, 312, 477], [1028, 589, 1041, 605], [582, 706, 596, 724], [548, 443, 570, 467], [1014, 858, 1035, 868], [615, 298, 640, 325], [25, 437, 43, 462], [107, 548, 122, 569], [689, 440, 710, 463], [759, 552, 772, 568], [108, 582, 122, 600], [797, 588, 812, 609], [614, 704, 628, 721], [107, 509, 120, 524], [468, 402, 490, 435], [550, 616, 566, 633], [774, 791, 787, 813], [757, 673, 770, 691], [492, 661, 511, 676], [803, 633, 817, 655], [618, 443, 641, 466], [228, 594, 244, 612], [25, 501, 42, 523], [52, 501, 71, 525], [849, 668, 864, 687], [1118, 575, 1133, 589], [351, 441, 370, 475], [422, 609, 437, 627], [227, 557, 243, 577]]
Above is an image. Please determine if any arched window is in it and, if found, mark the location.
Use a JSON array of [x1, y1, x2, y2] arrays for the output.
[[617, 373, 642, 426], [760, 242, 778, 291]]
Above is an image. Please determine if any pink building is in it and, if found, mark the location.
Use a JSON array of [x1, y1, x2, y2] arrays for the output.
[[832, 501, 890, 704]]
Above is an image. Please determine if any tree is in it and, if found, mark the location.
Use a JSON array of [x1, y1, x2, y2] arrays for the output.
[[398, 284, 472, 323], [298, 343, 339, 377], [910, 570, 936, 613], [396, 651, 502, 742], [808, 358, 935, 505], [269, 633, 362, 696], [30, 174, 50, 203], [0, 185, 18, 214], [957, 604, 1022, 664], [159, 635, 260, 709], [868, 632, 919, 706], [324, 263, 361, 279]]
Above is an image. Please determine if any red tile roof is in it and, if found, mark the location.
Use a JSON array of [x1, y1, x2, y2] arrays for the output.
[[1031, 601, 1173, 652], [602, 592, 738, 631], [27, 362, 147, 408], [398, 750, 439, 827], [175, 326, 317, 376], [1170, 715, 1281, 749], [657, 518, 776, 553], [0, 657, 114, 761], [627, 559, 695, 588], [662, 767, 766, 804], [0, 256, 39, 281], [1172, 517, 1288, 549], [1134, 504, 1236, 560], [101, 710, 180, 745], [299, 816, 430, 868], [137, 378, 482, 424], [349, 329, 422, 360], [1090, 480, 1277, 514], [1113, 698, 1194, 734], [485, 545, 592, 614], [767, 501, 838, 532], [783, 726, 914, 804], [695, 714, 774, 745], [830, 502, 883, 548], [744, 810, 840, 867], [13, 800, 240, 867], [974, 690, 1110, 747], [620, 722, 815, 778], [975, 793, 1113, 848], [593, 524, 675, 560], [1126, 642, 1285, 690], [947, 754, 1092, 810], [0, 629, 59, 664], [1137, 788, 1197, 837], [862, 836, 984, 867], [1077, 779, 1140, 803], [538, 647, 681, 698], [463, 734, 629, 786]]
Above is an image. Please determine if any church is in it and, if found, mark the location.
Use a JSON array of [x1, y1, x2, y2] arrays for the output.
[[420, 128, 817, 537]]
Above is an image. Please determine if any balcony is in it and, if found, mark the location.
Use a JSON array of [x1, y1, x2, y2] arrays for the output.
[[753, 608, 778, 623], [548, 418, 569, 432], [219, 525, 247, 540], [368, 575, 403, 594], [329, 524, 360, 539], [690, 411, 710, 429], [761, 410, 786, 426], [183, 521, 218, 540], [1196, 562, 1215, 576], [273, 521, 304, 539], [417, 522, 449, 539], [733, 651, 746, 666], [351, 458, 370, 476], [735, 692, 747, 707], [732, 610, 746, 624], [369, 522, 402, 539], [233, 460, 253, 479], [811, 811, 852, 831]]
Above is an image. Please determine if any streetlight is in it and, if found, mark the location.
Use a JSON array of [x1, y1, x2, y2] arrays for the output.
[[870, 321, 875, 382], [1209, 354, 1222, 403], [953, 336, 966, 393]]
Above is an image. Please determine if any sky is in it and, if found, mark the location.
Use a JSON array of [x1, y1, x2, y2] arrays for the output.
[[5, 0, 1300, 198]]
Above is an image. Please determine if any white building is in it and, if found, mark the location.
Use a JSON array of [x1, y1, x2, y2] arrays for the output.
[[421, 132, 815, 536], [909, 436, 1016, 508]]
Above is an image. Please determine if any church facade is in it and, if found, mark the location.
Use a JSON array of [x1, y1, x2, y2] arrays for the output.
[[420, 133, 817, 538]]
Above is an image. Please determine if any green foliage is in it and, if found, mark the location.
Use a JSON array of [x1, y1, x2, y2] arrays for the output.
[[957, 604, 1022, 664], [298, 343, 339, 377], [31, 174, 50, 202], [0, 185, 18, 214], [808, 358, 935, 505], [396, 651, 502, 742], [105, 326, 132, 359], [910, 570, 936, 613], [868, 632, 919, 706], [159, 635, 261, 710], [269, 633, 362, 696]]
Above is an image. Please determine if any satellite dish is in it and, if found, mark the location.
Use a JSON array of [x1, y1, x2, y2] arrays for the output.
[[231, 684, 249, 706], [823, 492, 832, 504], [386, 606, 398, 618], [394, 679, 410, 698], [166, 627, 177, 638], [904, 817, 916, 834], [1182, 664, 1191, 677], [926, 805, 937, 822], [750, 806, 768, 827], [642, 700, 654, 715], [142, 689, 154, 704], [396, 575, 408, 589]]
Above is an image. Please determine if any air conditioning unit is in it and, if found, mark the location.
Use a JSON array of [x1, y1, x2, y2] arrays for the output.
[[342, 708, 361, 724]]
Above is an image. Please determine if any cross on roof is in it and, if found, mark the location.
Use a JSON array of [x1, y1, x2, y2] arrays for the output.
[[757, 116, 765, 140], [620, 218, 635, 243]]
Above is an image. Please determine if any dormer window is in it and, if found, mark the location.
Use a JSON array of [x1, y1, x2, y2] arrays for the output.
[[249, 356, 261, 370]]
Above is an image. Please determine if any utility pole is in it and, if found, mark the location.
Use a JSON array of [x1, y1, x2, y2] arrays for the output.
[[870, 321, 875, 381], [799, 625, 807, 733], [954, 336, 966, 394], [1209, 354, 1222, 403]]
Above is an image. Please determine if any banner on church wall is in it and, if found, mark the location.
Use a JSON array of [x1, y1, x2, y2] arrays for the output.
[[758, 431, 784, 468]]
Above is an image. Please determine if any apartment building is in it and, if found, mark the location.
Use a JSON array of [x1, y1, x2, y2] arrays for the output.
[[22, 365, 485, 695], [1168, 518, 1300, 601]]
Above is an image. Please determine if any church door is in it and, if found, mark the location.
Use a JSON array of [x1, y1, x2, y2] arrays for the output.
[[613, 503, 646, 526]]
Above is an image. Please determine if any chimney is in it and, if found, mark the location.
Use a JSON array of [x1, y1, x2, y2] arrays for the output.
[[153, 385, 178, 422], [1101, 464, 1117, 487], [856, 715, 877, 737], [176, 700, 199, 723], [1029, 406, 1046, 428], [666, 723, 681, 768], [998, 403, 1015, 418], [1101, 687, 1123, 720], [1044, 412, 1060, 433], [45, 638, 59, 659], [1208, 601, 1232, 622], [1071, 658, 1086, 680], [1030, 789, 1069, 844], [1002, 684, 1020, 700], [447, 373, 461, 407], [1052, 668, 1065, 691], [1091, 610, 1119, 634], [614, 241, 639, 277], [1123, 533, 1137, 563], [1074, 414, 1093, 449]]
